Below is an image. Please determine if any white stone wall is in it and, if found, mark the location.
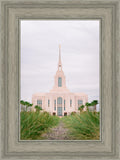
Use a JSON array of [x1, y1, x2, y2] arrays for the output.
[[32, 92, 88, 116]]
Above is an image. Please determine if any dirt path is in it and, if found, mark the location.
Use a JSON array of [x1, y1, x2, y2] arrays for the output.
[[41, 120, 69, 140]]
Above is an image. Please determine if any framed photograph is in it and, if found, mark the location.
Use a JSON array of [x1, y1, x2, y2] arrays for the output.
[[0, 0, 119, 159], [20, 20, 100, 141]]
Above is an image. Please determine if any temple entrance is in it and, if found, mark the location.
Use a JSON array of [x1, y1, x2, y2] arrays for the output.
[[57, 107, 62, 116], [57, 97, 62, 116]]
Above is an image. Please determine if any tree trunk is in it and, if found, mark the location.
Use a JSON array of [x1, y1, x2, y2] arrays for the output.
[[94, 105, 96, 111]]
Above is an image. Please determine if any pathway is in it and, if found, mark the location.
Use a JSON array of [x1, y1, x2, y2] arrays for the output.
[[41, 120, 69, 140]]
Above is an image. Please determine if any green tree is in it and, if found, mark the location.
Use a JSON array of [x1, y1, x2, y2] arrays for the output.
[[91, 100, 98, 111], [78, 105, 84, 112], [35, 105, 42, 112], [24, 101, 29, 111], [85, 102, 91, 111], [20, 100, 33, 112], [20, 100, 25, 105], [25, 102, 33, 111], [81, 105, 84, 111], [20, 100, 26, 111]]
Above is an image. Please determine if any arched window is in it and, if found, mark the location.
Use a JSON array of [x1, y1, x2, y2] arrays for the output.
[[58, 77, 62, 87]]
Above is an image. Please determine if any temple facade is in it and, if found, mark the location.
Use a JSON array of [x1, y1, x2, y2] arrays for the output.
[[32, 46, 88, 116]]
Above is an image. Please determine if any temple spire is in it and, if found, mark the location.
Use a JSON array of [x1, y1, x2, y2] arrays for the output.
[[58, 44, 62, 71]]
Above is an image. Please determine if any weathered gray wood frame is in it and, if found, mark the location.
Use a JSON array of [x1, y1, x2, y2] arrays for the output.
[[0, 0, 120, 159]]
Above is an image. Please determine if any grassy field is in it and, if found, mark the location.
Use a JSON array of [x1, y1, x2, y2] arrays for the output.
[[20, 111, 59, 140], [20, 111, 100, 140], [62, 111, 100, 140]]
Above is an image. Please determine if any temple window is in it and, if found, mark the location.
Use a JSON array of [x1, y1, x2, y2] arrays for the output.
[[57, 97, 62, 104], [64, 100, 65, 107], [64, 100, 66, 110], [37, 100, 42, 107], [70, 99, 72, 107], [48, 99, 50, 107], [54, 100, 56, 110], [54, 100, 56, 106], [58, 77, 62, 87], [78, 100, 83, 108]]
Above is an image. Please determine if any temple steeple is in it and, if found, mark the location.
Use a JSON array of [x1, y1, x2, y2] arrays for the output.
[[58, 44, 62, 71], [50, 45, 70, 93]]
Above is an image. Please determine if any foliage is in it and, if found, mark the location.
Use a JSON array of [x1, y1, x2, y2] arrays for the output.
[[20, 100, 25, 105], [91, 100, 98, 106], [78, 105, 84, 112], [85, 102, 91, 111], [85, 102, 91, 106], [62, 111, 100, 140], [20, 100, 33, 111], [70, 111, 76, 116], [35, 105, 42, 112], [90, 100, 98, 111], [85, 100, 98, 111], [20, 111, 59, 140]]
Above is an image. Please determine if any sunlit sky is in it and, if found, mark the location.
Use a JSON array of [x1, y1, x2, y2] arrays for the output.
[[21, 20, 99, 110]]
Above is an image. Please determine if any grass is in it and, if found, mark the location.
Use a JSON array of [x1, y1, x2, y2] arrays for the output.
[[62, 111, 100, 140], [20, 110, 100, 140], [20, 111, 59, 140]]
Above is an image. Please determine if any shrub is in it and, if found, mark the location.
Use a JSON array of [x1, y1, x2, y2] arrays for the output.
[[20, 111, 59, 140], [70, 111, 76, 116], [35, 105, 42, 112], [63, 111, 100, 140]]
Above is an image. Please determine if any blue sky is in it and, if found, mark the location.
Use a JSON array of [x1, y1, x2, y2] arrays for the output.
[[21, 20, 99, 110]]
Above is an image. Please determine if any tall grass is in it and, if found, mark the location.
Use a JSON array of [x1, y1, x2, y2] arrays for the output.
[[20, 111, 59, 140], [62, 111, 100, 140]]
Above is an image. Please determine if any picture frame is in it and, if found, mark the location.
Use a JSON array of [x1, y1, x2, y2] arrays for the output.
[[0, 0, 119, 159]]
